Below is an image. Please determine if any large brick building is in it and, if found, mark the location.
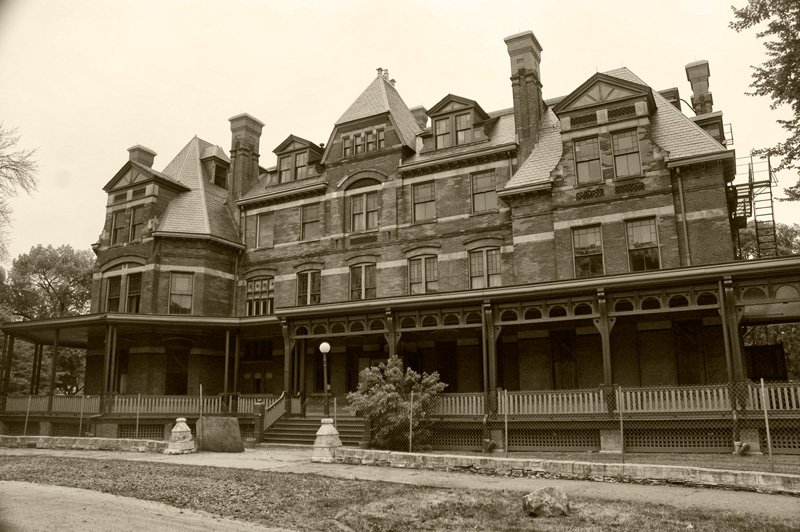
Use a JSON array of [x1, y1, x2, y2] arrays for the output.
[[2, 31, 799, 449]]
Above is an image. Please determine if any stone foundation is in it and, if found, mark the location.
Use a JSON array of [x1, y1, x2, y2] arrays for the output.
[[0, 435, 168, 452]]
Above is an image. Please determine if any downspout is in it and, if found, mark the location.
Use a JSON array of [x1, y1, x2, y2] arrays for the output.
[[675, 167, 692, 266]]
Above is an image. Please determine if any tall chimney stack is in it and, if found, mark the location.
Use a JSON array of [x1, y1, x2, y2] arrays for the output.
[[505, 31, 544, 164], [685, 60, 713, 115], [229, 113, 264, 203], [128, 145, 157, 168]]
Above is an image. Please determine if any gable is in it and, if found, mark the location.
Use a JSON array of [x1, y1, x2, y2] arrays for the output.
[[553, 73, 656, 115], [428, 94, 491, 120], [569, 82, 637, 109], [112, 167, 150, 190], [273, 134, 322, 156]]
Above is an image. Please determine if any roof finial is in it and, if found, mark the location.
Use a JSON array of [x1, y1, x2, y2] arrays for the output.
[[383, 69, 389, 80], [376, 67, 383, 78]]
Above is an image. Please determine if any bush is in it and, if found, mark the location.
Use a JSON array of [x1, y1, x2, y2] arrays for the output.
[[347, 355, 447, 451]]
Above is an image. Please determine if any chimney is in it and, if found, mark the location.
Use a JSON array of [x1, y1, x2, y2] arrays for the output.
[[685, 60, 713, 115], [410, 106, 428, 129], [505, 31, 544, 163], [229, 113, 264, 203], [128, 145, 157, 168]]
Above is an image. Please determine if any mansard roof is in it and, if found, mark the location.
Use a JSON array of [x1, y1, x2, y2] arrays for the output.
[[154, 136, 241, 247], [500, 108, 561, 194]]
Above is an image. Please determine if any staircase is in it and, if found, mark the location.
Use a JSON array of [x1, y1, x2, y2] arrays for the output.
[[263, 415, 365, 446]]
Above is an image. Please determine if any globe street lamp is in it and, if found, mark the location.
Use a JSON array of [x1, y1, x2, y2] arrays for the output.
[[319, 341, 331, 416]]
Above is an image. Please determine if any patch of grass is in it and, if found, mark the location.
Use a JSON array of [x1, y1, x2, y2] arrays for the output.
[[0, 456, 796, 532]]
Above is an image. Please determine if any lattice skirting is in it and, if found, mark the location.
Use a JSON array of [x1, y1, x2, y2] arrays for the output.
[[762, 427, 800, 455], [2, 421, 39, 436], [508, 428, 600, 451], [118, 424, 165, 440], [428, 421, 484, 451], [239, 422, 255, 439], [625, 428, 731, 453]]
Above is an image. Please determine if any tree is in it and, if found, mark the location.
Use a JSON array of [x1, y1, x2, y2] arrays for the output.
[[736, 221, 800, 259], [347, 355, 447, 451], [0, 124, 38, 260]]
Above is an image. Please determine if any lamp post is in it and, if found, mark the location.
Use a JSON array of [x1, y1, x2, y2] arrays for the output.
[[320, 341, 331, 416]]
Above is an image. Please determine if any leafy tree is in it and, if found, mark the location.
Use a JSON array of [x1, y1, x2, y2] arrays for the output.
[[347, 355, 447, 451], [730, 1, 800, 199], [0, 124, 38, 261], [736, 221, 800, 259], [744, 323, 800, 381]]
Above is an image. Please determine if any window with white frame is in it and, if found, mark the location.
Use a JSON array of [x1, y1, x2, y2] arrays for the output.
[[612, 130, 641, 178], [469, 248, 501, 289], [351, 191, 377, 232], [169, 272, 193, 314], [409, 256, 438, 294], [126, 272, 142, 313], [246, 277, 274, 315], [471, 171, 497, 212], [106, 276, 121, 312], [626, 218, 660, 271], [413, 182, 436, 222], [350, 264, 376, 300], [301, 204, 320, 240], [573, 226, 604, 278], [297, 270, 321, 306], [257, 212, 274, 248], [574, 137, 602, 184]]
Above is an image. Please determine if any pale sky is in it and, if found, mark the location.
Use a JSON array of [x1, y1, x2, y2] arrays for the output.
[[0, 0, 796, 267]]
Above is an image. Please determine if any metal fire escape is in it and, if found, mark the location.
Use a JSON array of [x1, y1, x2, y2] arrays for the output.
[[732, 155, 779, 259]]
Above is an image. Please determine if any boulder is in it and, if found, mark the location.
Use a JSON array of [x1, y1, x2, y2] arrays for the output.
[[196, 417, 244, 453], [522, 486, 570, 517]]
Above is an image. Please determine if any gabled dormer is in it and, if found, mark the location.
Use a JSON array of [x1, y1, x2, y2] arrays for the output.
[[273, 135, 323, 184], [552, 73, 656, 132], [423, 94, 491, 151], [199, 145, 230, 189]]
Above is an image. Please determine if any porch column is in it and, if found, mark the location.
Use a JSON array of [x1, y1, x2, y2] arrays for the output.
[[593, 290, 616, 387], [34, 344, 43, 394], [233, 334, 241, 393], [1, 334, 14, 411], [483, 302, 498, 392], [223, 330, 230, 399], [721, 279, 746, 381], [29, 344, 38, 395], [298, 340, 306, 398], [101, 325, 112, 412], [109, 325, 118, 393], [282, 321, 295, 414], [384, 309, 401, 359], [47, 330, 60, 411]]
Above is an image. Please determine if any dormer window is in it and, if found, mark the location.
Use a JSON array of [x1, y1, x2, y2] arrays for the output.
[[456, 113, 471, 145], [294, 152, 307, 180], [434, 118, 451, 149], [213, 164, 227, 188], [273, 135, 322, 183], [279, 156, 291, 182]]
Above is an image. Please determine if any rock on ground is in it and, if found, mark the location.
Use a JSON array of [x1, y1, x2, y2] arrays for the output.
[[522, 486, 570, 517], [196, 417, 244, 453]]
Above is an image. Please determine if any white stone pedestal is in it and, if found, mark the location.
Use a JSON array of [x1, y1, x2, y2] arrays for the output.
[[312, 418, 342, 463], [164, 417, 196, 455]]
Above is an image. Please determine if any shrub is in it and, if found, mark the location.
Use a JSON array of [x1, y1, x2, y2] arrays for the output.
[[347, 355, 447, 451]]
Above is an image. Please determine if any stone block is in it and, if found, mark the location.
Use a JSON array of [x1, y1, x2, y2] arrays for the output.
[[311, 418, 341, 463], [196, 417, 244, 453], [739, 429, 762, 454], [522, 486, 571, 517], [599, 429, 622, 453]]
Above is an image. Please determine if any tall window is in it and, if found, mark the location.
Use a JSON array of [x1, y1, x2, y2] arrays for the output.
[[301, 204, 320, 240], [294, 152, 307, 180], [350, 264, 376, 300], [472, 171, 497, 212], [612, 130, 641, 178], [257, 212, 274, 248], [413, 182, 436, 222], [351, 191, 377, 232], [111, 211, 126, 245], [626, 218, 660, 271], [297, 271, 321, 306], [213, 164, 227, 188], [126, 272, 141, 313], [573, 226, 604, 277], [409, 256, 438, 294], [469, 248, 501, 289], [129, 206, 144, 242], [377, 129, 385, 149], [279, 156, 291, 182], [354, 134, 364, 155], [246, 277, 274, 315], [106, 277, 121, 312], [342, 136, 351, 158], [456, 113, 471, 145], [169, 272, 193, 314], [434, 118, 451, 149], [574, 137, 601, 184], [366, 131, 376, 152]]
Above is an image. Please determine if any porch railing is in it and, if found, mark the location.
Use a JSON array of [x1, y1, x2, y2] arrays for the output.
[[237, 394, 279, 416], [431, 392, 484, 416], [617, 384, 731, 413], [747, 381, 800, 411], [52, 395, 101, 414], [263, 392, 286, 431], [109, 395, 224, 415], [500, 388, 605, 415], [5, 395, 48, 413]]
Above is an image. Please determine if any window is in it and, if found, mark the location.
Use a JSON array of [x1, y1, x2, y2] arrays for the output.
[[612, 130, 641, 178], [351, 191, 377, 232], [301, 204, 320, 240], [129, 206, 144, 242], [257, 212, 274, 248], [169, 272, 193, 314], [213, 164, 227, 188], [456, 113, 471, 145], [472, 171, 497, 212], [574, 137, 602, 184], [126, 272, 141, 313], [377, 129, 385, 149], [366, 131, 376, 152], [279, 156, 291, 182], [111, 211, 126, 245], [297, 271, 321, 306], [342, 136, 351, 158], [434, 118, 451, 149], [626, 218, 660, 271], [469, 248, 501, 289], [409, 256, 438, 294], [413, 182, 436, 222], [354, 134, 364, 155], [106, 277, 121, 312], [573, 226, 604, 277], [294, 152, 307, 180], [350, 264, 376, 300], [246, 277, 274, 315]]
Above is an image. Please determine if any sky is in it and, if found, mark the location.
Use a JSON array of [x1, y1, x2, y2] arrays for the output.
[[0, 0, 796, 267]]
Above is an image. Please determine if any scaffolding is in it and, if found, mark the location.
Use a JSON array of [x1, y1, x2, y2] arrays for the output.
[[732, 155, 779, 259]]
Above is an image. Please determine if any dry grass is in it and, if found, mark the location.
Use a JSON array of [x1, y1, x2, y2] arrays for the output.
[[0, 456, 797, 531]]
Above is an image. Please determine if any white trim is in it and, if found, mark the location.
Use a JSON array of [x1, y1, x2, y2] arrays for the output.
[[676, 208, 728, 221], [513, 231, 555, 245], [553, 206, 675, 230]]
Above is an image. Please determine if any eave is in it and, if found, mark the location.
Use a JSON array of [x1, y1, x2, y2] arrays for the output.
[[399, 143, 516, 178], [150, 231, 245, 250], [237, 179, 327, 207]]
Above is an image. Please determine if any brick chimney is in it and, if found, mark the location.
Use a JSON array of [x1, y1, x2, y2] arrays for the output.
[[685, 60, 713, 115], [409, 106, 429, 129], [229, 113, 264, 202], [128, 145, 157, 168], [505, 31, 544, 164]]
